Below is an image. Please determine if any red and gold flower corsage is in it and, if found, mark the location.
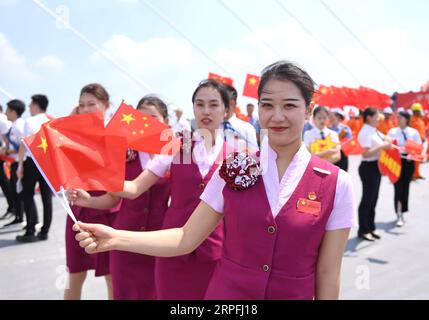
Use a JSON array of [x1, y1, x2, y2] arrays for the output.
[[219, 152, 262, 190]]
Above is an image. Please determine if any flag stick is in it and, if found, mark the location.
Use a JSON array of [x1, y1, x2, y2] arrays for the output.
[[22, 140, 79, 225]]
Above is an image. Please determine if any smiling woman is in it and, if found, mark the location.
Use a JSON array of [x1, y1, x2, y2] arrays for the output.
[[70, 61, 356, 300]]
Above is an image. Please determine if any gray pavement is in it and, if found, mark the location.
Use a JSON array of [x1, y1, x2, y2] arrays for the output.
[[0, 156, 428, 300]]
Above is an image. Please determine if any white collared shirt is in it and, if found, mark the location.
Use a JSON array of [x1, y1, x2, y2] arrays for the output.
[[303, 126, 340, 149], [225, 114, 259, 153], [358, 124, 385, 161], [171, 117, 191, 134], [147, 132, 225, 178], [0, 114, 12, 144], [387, 126, 422, 148], [23, 113, 51, 159], [201, 143, 357, 231], [7, 118, 25, 161]]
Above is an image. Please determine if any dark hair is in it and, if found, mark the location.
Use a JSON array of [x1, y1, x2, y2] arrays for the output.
[[6, 99, 25, 117], [398, 111, 411, 125], [225, 85, 238, 103], [31, 94, 49, 111], [258, 60, 316, 106], [0, 104, 3, 113], [137, 95, 168, 120], [192, 79, 230, 111], [80, 83, 110, 105], [313, 105, 329, 117], [362, 107, 379, 123]]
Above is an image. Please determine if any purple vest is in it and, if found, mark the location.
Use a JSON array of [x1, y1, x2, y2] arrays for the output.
[[113, 156, 170, 231], [155, 142, 231, 300], [111, 155, 170, 300], [205, 155, 339, 300], [66, 191, 115, 277], [162, 142, 229, 260]]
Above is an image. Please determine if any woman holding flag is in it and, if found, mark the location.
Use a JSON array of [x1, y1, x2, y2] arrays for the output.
[[70, 61, 355, 300], [387, 111, 422, 227], [68, 79, 233, 300], [303, 106, 341, 164], [64, 83, 116, 300], [357, 107, 393, 242], [108, 96, 171, 300]]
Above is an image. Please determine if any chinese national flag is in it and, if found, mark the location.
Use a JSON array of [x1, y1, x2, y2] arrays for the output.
[[208, 72, 234, 86], [243, 74, 260, 99], [341, 137, 365, 156], [106, 102, 180, 155], [23, 112, 127, 192], [404, 140, 423, 155]]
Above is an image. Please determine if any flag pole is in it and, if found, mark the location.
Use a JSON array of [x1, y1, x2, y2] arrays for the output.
[[22, 139, 79, 225]]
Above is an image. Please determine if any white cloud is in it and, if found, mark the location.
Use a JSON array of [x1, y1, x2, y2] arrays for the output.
[[0, 32, 37, 81], [90, 34, 194, 73], [337, 27, 429, 92], [35, 55, 65, 73], [0, 0, 18, 6]]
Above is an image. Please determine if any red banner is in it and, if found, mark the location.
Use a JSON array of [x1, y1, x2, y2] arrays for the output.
[[378, 144, 402, 183], [208, 72, 234, 86], [395, 91, 429, 109], [313, 85, 392, 110]]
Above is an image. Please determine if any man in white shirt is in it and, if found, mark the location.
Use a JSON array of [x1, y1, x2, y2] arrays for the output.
[[0, 106, 14, 220], [16, 94, 53, 243], [171, 107, 191, 134], [223, 85, 258, 153], [0, 100, 26, 227]]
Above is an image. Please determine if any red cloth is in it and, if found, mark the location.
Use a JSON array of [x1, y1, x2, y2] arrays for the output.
[[208, 72, 234, 86], [242, 74, 260, 99], [106, 102, 180, 155], [24, 112, 127, 192]]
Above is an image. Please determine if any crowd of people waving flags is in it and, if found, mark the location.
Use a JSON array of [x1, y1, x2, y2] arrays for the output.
[[0, 60, 427, 300]]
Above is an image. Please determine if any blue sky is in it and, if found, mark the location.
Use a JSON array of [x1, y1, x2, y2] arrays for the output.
[[0, 0, 428, 120]]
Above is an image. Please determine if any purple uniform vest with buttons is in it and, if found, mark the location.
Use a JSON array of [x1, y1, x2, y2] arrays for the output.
[[205, 155, 339, 300], [155, 142, 230, 300], [110, 155, 170, 300]]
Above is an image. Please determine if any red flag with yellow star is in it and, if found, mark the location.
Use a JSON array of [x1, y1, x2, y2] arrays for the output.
[[23, 112, 127, 192], [106, 101, 180, 155], [341, 137, 365, 156], [208, 72, 234, 86], [242, 74, 260, 99]]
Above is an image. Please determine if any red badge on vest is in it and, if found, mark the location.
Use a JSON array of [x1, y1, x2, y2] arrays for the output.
[[297, 198, 321, 216]]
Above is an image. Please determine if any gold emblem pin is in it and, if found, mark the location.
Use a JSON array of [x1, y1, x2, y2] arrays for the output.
[[308, 192, 317, 201]]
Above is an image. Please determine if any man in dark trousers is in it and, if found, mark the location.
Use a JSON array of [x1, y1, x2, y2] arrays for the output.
[[16, 95, 53, 243]]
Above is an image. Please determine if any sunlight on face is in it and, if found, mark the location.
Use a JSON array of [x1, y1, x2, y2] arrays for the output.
[[193, 87, 227, 133], [258, 79, 310, 148], [78, 93, 108, 114]]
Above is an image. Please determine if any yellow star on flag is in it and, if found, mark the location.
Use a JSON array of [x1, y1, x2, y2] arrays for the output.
[[249, 77, 258, 86], [121, 113, 136, 125], [37, 137, 48, 154]]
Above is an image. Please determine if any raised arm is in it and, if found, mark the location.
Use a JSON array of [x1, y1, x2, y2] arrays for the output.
[[67, 189, 121, 210], [74, 201, 223, 257], [111, 168, 160, 200]]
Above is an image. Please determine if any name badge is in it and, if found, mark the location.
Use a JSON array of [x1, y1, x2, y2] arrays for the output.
[[297, 198, 321, 216]]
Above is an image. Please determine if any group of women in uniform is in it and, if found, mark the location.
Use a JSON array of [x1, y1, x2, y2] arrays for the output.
[[67, 61, 356, 300]]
